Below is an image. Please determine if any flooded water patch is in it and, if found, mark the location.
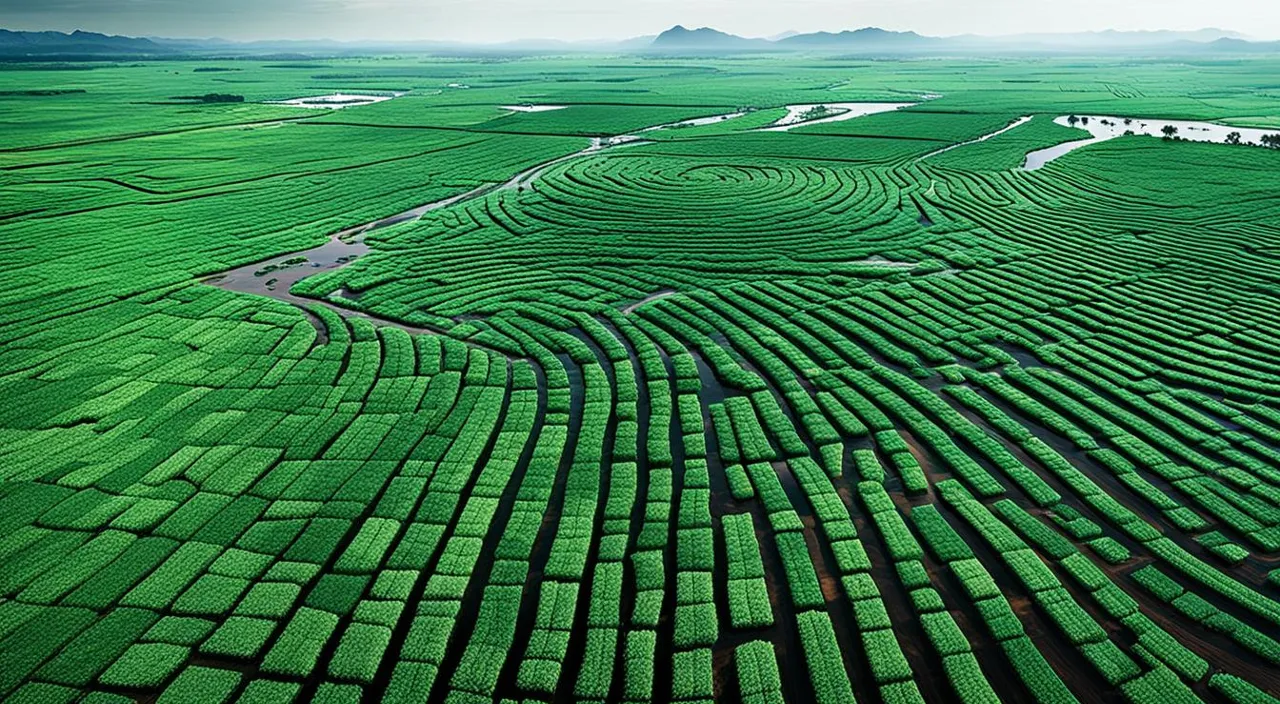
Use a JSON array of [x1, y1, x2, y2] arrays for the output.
[[647, 112, 748, 130], [208, 232, 370, 300], [859, 255, 918, 268], [269, 92, 403, 109], [498, 106, 748, 131], [621, 290, 678, 314], [761, 102, 916, 132], [500, 104, 567, 113], [1024, 115, 1280, 170]]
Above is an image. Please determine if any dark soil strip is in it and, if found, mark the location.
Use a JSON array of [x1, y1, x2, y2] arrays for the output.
[[555, 327, 620, 702], [380, 358, 543, 703], [494, 351, 585, 701], [0, 114, 318, 154], [596, 314, 653, 704]]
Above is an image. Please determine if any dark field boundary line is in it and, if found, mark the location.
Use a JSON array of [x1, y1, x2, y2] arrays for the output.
[[302, 120, 951, 150], [0, 114, 320, 154], [771, 132, 949, 144], [0, 208, 48, 223], [21, 187, 237, 223], [299, 121, 628, 139], [25, 176, 182, 196], [624, 150, 915, 168], [0, 159, 75, 172], [647, 132, 948, 149], [20, 139, 483, 202], [416, 101, 741, 109], [890, 107, 1005, 114]]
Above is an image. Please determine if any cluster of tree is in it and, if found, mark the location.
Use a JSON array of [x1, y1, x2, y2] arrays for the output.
[[1223, 131, 1280, 148], [0, 89, 87, 96], [1154, 124, 1280, 147], [801, 104, 837, 121], [1066, 115, 1280, 148], [172, 93, 245, 103]]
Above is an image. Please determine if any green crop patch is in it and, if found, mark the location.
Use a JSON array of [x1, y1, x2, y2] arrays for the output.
[[2, 51, 1280, 704]]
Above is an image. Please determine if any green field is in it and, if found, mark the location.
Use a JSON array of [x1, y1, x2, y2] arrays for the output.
[[2, 54, 1280, 704]]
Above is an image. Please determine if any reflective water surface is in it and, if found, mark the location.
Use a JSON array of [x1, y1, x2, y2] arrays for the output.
[[1024, 115, 1279, 170]]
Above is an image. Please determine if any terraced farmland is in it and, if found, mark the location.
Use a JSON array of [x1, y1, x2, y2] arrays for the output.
[[2, 56, 1280, 704]]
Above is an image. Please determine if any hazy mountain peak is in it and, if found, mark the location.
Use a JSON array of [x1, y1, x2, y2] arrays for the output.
[[0, 28, 169, 55], [777, 27, 931, 45], [651, 25, 771, 49], [0, 24, 1266, 57], [646, 24, 1260, 53]]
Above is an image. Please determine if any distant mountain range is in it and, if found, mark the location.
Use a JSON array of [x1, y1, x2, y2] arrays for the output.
[[0, 29, 656, 57], [647, 26, 775, 50], [0, 29, 173, 56], [775, 27, 936, 49], [651, 26, 941, 51], [649, 24, 1265, 53], [0, 26, 1273, 58]]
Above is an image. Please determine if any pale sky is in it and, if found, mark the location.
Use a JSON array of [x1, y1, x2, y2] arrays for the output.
[[3, 0, 1277, 43]]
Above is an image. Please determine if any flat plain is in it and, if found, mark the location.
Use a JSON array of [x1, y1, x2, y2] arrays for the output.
[[1, 53, 1280, 704]]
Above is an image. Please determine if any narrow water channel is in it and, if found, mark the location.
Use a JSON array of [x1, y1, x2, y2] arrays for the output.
[[917, 115, 1032, 161]]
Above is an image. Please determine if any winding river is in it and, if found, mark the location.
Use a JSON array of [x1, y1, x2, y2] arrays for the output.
[[204, 110, 753, 337], [760, 102, 916, 132], [214, 103, 1169, 341], [1024, 115, 1278, 170], [917, 115, 1033, 161]]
